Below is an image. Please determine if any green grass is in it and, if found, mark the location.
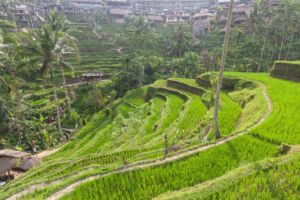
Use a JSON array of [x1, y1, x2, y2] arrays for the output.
[[175, 92, 207, 138], [228, 85, 267, 132], [0, 87, 168, 199], [218, 93, 242, 136], [141, 90, 185, 148], [170, 78, 202, 87], [207, 156, 300, 199], [274, 60, 300, 65], [154, 150, 300, 200], [207, 92, 242, 140], [123, 87, 147, 107], [225, 73, 300, 144], [154, 73, 300, 200], [61, 135, 279, 200], [2, 74, 276, 199]]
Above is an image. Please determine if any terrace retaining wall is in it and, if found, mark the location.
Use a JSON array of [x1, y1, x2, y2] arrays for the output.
[[270, 61, 300, 82]]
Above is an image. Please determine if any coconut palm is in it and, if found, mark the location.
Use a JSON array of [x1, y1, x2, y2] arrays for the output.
[[213, 0, 234, 139], [46, 11, 80, 112], [20, 11, 79, 138], [0, 19, 18, 97], [131, 15, 150, 37], [171, 24, 193, 57], [130, 15, 151, 86]]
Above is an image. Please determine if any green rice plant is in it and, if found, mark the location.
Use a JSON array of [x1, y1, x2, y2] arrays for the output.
[[154, 149, 300, 200], [123, 86, 147, 107], [141, 90, 186, 148], [6, 73, 293, 200], [0, 87, 151, 195], [170, 78, 200, 87], [218, 93, 242, 136], [61, 135, 278, 200], [143, 97, 166, 135], [207, 93, 242, 140], [225, 73, 300, 144], [205, 153, 300, 199], [175, 93, 207, 138], [228, 85, 267, 132]]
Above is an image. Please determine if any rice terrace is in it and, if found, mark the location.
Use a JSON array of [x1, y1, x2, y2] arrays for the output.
[[0, 0, 300, 200]]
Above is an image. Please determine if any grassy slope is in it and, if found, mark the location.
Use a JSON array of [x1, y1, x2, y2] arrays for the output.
[[60, 75, 279, 200], [153, 73, 300, 199], [1, 76, 269, 199], [0, 79, 206, 199], [207, 152, 300, 199], [226, 73, 300, 144], [155, 149, 300, 200], [61, 135, 278, 200]]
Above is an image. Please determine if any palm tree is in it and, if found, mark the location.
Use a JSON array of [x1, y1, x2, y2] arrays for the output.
[[131, 15, 150, 52], [131, 15, 150, 86], [20, 11, 79, 138], [47, 11, 80, 112], [131, 15, 150, 37], [213, 0, 234, 139], [171, 24, 192, 57], [0, 19, 18, 97]]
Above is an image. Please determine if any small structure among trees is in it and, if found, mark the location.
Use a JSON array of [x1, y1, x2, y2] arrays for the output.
[[81, 70, 105, 82], [0, 149, 40, 183]]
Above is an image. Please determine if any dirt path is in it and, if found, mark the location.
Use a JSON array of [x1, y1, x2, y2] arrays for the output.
[[36, 147, 62, 159], [8, 83, 272, 200]]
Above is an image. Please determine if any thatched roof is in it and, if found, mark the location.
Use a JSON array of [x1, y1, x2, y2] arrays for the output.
[[0, 157, 17, 175], [0, 149, 30, 158], [19, 157, 41, 171]]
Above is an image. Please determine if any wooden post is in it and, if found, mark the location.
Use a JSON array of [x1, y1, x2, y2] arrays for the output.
[[164, 133, 169, 159]]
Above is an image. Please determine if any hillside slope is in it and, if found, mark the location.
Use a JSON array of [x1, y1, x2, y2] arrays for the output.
[[1, 73, 293, 199]]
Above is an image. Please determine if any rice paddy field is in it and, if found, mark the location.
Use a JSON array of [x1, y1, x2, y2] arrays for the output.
[[66, 22, 172, 78], [2, 72, 300, 200]]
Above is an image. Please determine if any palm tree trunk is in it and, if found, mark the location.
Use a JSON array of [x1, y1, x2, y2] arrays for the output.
[[258, 30, 268, 72], [285, 32, 294, 60], [51, 67, 63, 138], [213, 0, 234, 139], [60, 66, 72, 112], [278, 36, 284, 60]]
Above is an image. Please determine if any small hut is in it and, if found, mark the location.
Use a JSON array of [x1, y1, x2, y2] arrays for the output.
[[82, 70, 104, 81], [0, 149, 40, 181], [19, 157, 41, 171]]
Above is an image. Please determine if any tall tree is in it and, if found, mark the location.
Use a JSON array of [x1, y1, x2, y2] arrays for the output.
[[130, 15, 151, 86], [20, 11, 79, 139], [213, 0, 234, 139], [170, 23, 193, 57], [47, 11, 79, 112]]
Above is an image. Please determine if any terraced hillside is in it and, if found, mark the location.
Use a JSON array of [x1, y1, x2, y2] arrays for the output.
[[67, 22, 171, 78], [3, 73, 300, 200], [155, 72, 300, 200], [68, 23, 122, 78]]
